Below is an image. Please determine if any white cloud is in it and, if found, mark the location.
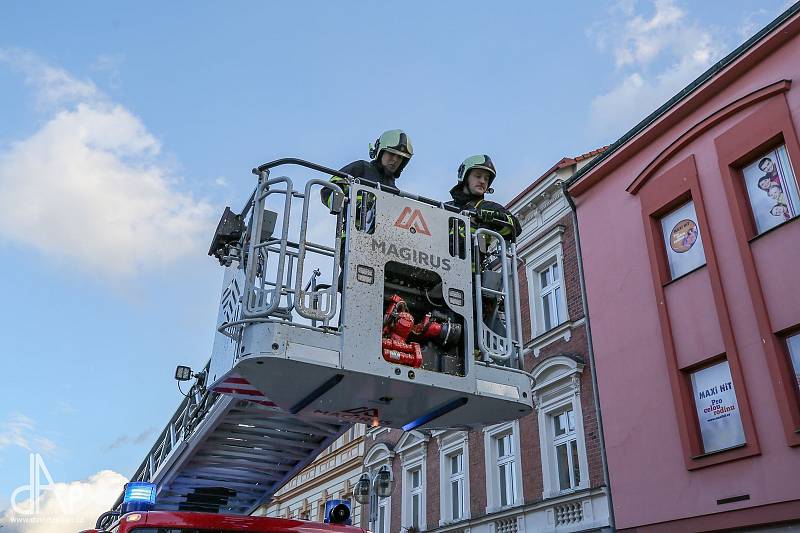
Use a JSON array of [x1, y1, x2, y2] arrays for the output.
[[0, 470, 127, 533], [0, 48, 98, 110], [587, 0, 726, 138], [0, 415, 56, 455], [0, 49, 215, 277]]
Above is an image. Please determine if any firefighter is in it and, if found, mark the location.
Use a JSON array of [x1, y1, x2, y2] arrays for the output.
[[321, 129, 413, 216], [447, 155, 520, 352], [320, 129, 413, 290], [446, 154, 520, 241]]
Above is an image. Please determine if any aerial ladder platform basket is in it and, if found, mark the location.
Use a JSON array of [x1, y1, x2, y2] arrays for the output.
[[98, 158, 534, 523], [207, 158, 533, 430]]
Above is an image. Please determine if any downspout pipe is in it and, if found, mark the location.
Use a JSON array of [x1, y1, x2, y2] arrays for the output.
[[561, 180, 616, 532]]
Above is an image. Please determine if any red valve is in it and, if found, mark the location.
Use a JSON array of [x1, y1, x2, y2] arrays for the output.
[[382, 338, 423, 367], [382, 294, 423, 368]]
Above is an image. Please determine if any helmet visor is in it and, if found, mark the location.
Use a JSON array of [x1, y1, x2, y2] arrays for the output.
[[379, 130, 413, 158], [461, 155, 496, 180]]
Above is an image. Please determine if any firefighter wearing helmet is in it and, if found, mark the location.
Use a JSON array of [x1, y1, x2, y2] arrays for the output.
[[321, 129, 413, 210], [446, 155, 520, 241]]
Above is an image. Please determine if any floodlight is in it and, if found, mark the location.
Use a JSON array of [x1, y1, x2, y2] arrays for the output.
[[175, 366, 193, 381]]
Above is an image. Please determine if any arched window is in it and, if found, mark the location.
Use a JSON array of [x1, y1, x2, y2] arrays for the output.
[[532, 355, 590, 498]]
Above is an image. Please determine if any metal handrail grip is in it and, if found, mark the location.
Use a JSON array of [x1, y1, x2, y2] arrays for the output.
[[473, 227, 514, 364], [241, 158, 351, 220], [509, 243, 526, 369], [243, 173, 293, 318], [294, 179, 344, 323]]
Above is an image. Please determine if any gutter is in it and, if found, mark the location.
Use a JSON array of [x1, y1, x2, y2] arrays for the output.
[[561, 180, 616, 532]]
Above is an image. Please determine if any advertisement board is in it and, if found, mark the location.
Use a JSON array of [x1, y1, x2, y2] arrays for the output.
[[690, 361, 746, 454], [660, 200, 706, 279]]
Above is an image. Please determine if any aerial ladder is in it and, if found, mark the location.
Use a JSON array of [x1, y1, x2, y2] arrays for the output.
[[97, 158, 534, 528]]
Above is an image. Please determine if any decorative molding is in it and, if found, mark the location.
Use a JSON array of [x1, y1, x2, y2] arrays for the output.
[[531, 355, 586, 415], [427, 487, 610, 533], [627, 79, 791, 194], [527, 319, 585, 357], [364, 442, 395, 468], [518, 225, 565, 259]]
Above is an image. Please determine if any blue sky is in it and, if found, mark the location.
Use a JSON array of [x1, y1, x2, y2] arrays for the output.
[[0, 0, 793, 528]]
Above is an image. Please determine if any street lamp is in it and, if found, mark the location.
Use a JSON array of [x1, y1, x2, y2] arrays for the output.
[[354, 466, 394, 526], [375, 467, 394, 498], [354, 475, 371, 505]]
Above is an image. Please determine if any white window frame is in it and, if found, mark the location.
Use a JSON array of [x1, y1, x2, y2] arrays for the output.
[[538, 261, 565, 332], [551, 406, 581, 492], [397, 432, 428, 531], [483, 420, 524, 513], [437, 431, 470, 525], [407, 464, 423, 529], [533, 356, 590, 499], [524, 226, 570, 340], [376, 496, 390, 533]]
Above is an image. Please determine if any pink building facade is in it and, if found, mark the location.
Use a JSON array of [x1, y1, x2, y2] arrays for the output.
[[566, 6, 800, 532]]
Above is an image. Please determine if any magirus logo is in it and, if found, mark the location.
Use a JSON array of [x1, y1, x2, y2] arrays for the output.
[[371, 238, 452, 271], [394, 207, 431, 236]]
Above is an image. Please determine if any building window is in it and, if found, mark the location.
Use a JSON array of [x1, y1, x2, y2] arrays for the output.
[[689, 360, 746, 454], [397, 432, 427, 531], [496, 433, 516, 507], [552, 408, 581, 491], [438, 431, 470, 525], [376, 498, 389, 533], [407, 466, 423, 529], [660, 200, 706, 279], [740, 144, 800, 234], [447, 452, 465, 521], [538, 262, 565, 331], [523, 226, 569, 340], [533, 355, 590, 499], [484, 421, 523, 512], [786, 332, 800, 396]]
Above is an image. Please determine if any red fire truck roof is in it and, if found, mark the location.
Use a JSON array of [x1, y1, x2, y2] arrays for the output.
[[86, 511, 367, 533]]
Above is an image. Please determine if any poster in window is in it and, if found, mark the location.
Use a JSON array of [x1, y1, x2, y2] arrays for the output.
[[660, 200, 706, 279], [690, 361, 746, 454], [787, 333, 800, 393], [741, 144, 800, 234]]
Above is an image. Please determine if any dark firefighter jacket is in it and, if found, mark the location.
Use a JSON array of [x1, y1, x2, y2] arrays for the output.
[[445, 183, 521, 242], [320, 159, 399, 209]]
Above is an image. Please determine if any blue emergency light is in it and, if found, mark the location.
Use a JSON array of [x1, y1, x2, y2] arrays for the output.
[[122, 482, 157, 513], [324, 499, 351, 525]]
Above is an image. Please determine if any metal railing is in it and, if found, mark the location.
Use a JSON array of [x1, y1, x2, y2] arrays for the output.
[[237, 162, 344, 329], [472, 228, 524, 368], [294, 179, 343, 323]]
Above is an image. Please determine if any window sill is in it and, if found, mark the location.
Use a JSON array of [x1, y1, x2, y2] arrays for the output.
[[690, 442, 747, 460], [439, 517, 468, 527], [747, 213, 800, 243], [486, 502, 521, 515], [528, 319, 584, 357], [543, 483, 589, 500], [662, 263, 706, 287], [686, 441, 759, 470]]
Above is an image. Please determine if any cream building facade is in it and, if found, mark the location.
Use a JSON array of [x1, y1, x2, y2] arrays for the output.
[[257, 424, 368, 527]]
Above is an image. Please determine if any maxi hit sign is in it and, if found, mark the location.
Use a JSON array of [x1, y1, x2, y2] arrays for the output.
[[690, 361, 746, 453]]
